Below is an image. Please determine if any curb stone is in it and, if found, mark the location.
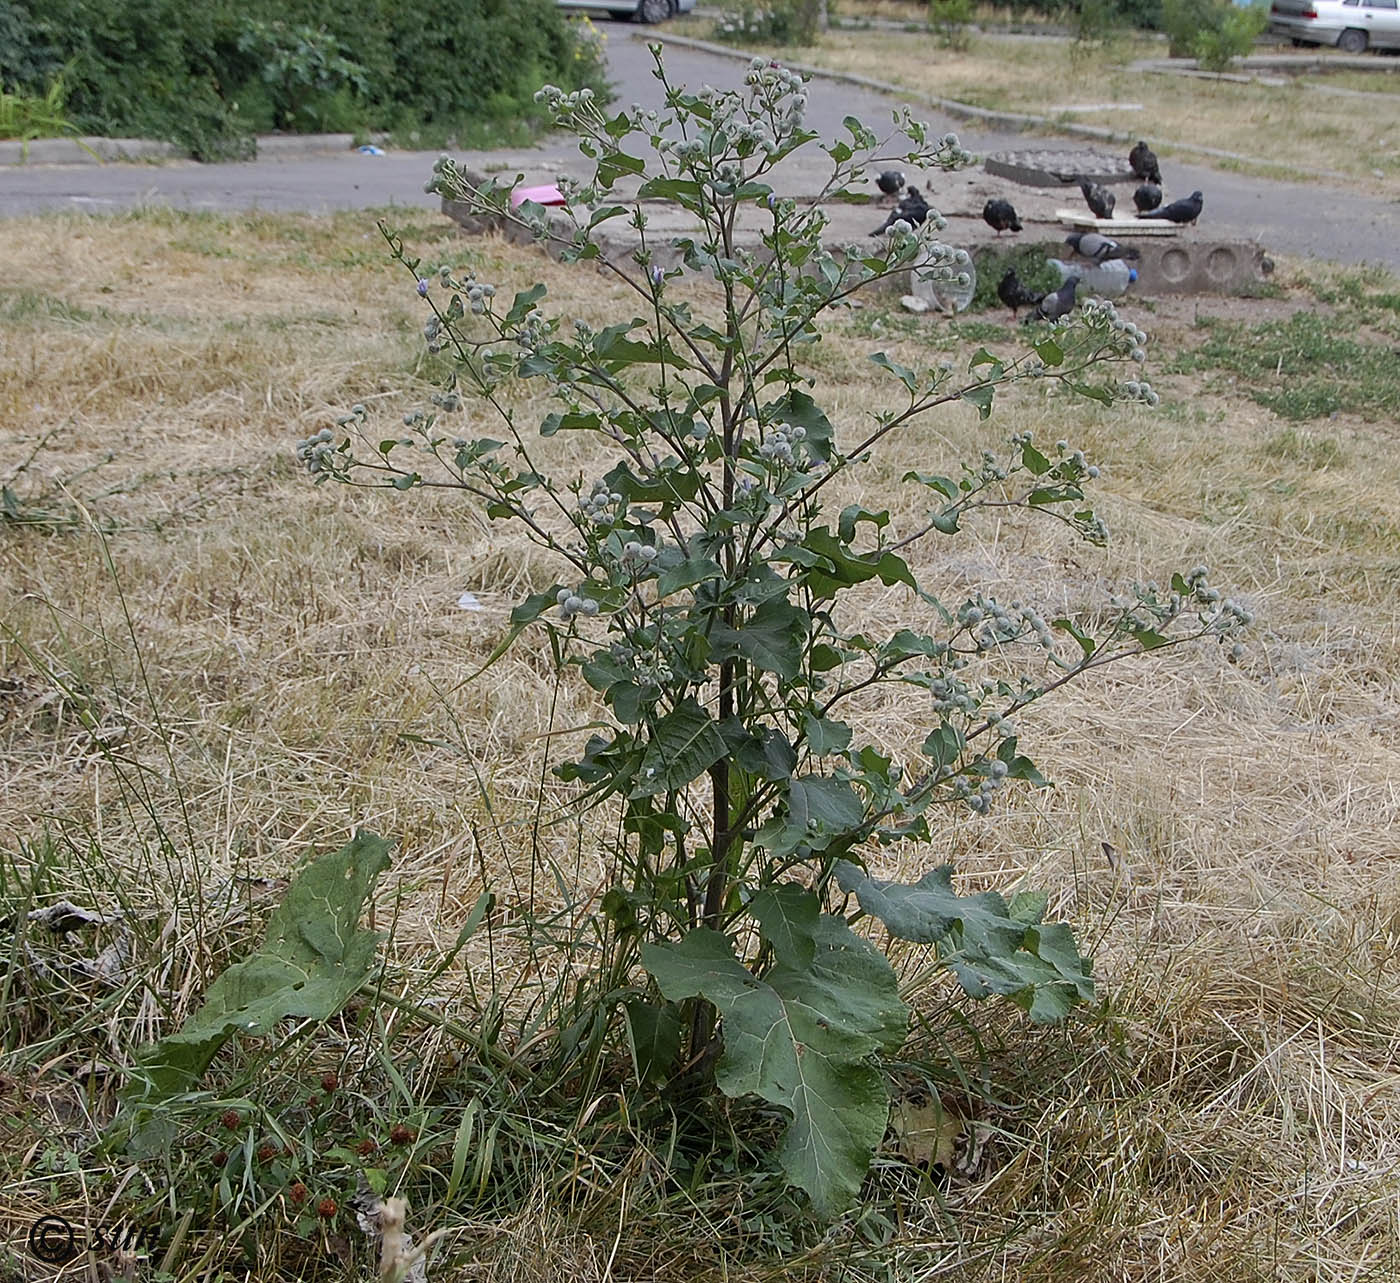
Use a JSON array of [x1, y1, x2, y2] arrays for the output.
[[0, 132, 361, 168], [646, 30, 1363, 184]]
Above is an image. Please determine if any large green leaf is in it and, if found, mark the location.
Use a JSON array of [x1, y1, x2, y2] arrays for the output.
[[630, 699, 731, 798], [749, 884, 820, 969], [129, 832, 392, 1101], [834, 862, 1094, 1022], [642, 917, 908, 1215], [710, 598, 808, 680], [757, 775, 865, 856]]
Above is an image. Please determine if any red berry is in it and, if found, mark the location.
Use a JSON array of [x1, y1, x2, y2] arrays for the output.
[[317, 1198, 337, 1220], [320, 1072, 338, 1093], [220, 1109, 240, 1131], [288, 1182, 308, 1206], [389, 1124, 414, 1146], [212, 1151, 228, 1168]]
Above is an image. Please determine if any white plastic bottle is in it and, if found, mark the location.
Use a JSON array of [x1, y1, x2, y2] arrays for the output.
[[1047, 256, 1138, 298]]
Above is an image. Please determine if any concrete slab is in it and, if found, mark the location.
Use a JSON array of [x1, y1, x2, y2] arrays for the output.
[[442, 191, 1270, 298]]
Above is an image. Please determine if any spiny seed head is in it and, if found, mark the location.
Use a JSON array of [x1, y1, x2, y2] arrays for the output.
[[390, 1124, 414, 1146], [320, 1072, 338, 1093], [289, 1183, 308, 1205], [317, 1199, 337, 1220], [221, 1110, 241, 1131]]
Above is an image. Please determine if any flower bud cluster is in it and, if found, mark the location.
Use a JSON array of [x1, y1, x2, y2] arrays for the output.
[[295, 426, 339, 475], [423, 153, 462, 198], [1120, 378, 1160, 407], [927, 673, 979, 718], [758, 422, 805, 467], [556, 587, 600, 620], [961, 595, 1057, 654], [935, 131, 974, 167], [978, 448, 1009, 483], [912, 241, 968, 288], [533, 84, 596, 116], [621, 540, 660, 570], [956, 759, 1010, 814], [581, 479, 625, 524]]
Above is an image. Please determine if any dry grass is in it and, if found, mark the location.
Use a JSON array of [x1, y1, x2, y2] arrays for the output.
[[678, 23, 1400, 190], [3, 207, 1400, 1282]]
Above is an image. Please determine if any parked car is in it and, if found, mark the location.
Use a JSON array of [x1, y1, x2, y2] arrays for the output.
[[1268, 0, 1400, 52], [558, 0, 694, 21]]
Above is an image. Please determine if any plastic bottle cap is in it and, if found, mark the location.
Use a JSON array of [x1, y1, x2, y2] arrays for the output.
[[1129, 268, 1138, 283]]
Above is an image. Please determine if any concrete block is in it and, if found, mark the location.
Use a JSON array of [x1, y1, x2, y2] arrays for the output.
[[984, 148, 1137, 188], [1127, 237, 1269, 294]]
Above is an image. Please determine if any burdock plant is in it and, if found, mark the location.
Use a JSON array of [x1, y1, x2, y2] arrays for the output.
[[299, 49, 1250, 1215]]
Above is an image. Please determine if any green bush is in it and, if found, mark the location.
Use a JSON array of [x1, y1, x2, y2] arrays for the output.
[[1192, 0, 1269, 68], [1161, 0, 1265, 60], [0, 0, 606, 159], [714, 0, 827, 44], [929, 0, 975, 49]]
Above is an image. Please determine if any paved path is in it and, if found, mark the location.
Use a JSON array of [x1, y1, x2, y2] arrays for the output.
[[1, 24, 1395, 269]]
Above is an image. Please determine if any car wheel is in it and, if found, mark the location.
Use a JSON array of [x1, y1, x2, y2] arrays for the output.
[[1336, 27, 1368, 52], [636, 0, 669, 20]]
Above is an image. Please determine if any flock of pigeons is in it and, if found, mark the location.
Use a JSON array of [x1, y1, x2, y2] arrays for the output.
[[872, 140, 1208, 323]]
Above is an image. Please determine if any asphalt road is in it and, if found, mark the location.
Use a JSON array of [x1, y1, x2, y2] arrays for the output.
[[1, 23, 1395, 269]]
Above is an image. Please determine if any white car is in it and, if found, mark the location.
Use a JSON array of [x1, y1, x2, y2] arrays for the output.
[[558, 0, 694, 21], [1269, 0, 1400, 52]]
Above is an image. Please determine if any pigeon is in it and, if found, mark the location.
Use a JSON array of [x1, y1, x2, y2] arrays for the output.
[[982, 198, 1022, 237], [871, 185, 929, 235], [875, 169, 906, 202], [1064, 231, 1139, 262], [997, 269, 1044, 318], [1080, 181, 1115, 221], [1133, 182, 1162, 214], [1028, 275, 1079, 323], [1128, 140, 1162, 186], [1138, 190, 1203, 225]]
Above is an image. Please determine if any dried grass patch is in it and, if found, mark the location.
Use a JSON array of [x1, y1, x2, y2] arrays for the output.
[[2, 209, 1399, 1280]]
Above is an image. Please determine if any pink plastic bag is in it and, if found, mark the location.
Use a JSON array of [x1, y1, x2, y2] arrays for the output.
[[510, 184, 567, 209]]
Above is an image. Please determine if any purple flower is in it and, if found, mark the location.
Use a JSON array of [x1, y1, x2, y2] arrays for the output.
[[650, 265, 664, 287], [767, 193, 777, 210], [416, 279, 429, 297]]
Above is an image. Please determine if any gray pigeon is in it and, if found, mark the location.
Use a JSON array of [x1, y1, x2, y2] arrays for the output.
[[1080, 181, 1115, 221], [1138, 190, 1203, 225], [1028, 276, 1079, 323], [1065, 231, 1139, 262]]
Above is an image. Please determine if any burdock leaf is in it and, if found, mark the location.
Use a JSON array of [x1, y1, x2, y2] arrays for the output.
[[834, 861, 1093, 1022], [642, 916, 907, 1216], [129, 832, 392, 1101], [629, 698, 731, 797]]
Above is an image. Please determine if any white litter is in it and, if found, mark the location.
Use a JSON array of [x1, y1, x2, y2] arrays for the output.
[[456, 591, 483, 612]]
